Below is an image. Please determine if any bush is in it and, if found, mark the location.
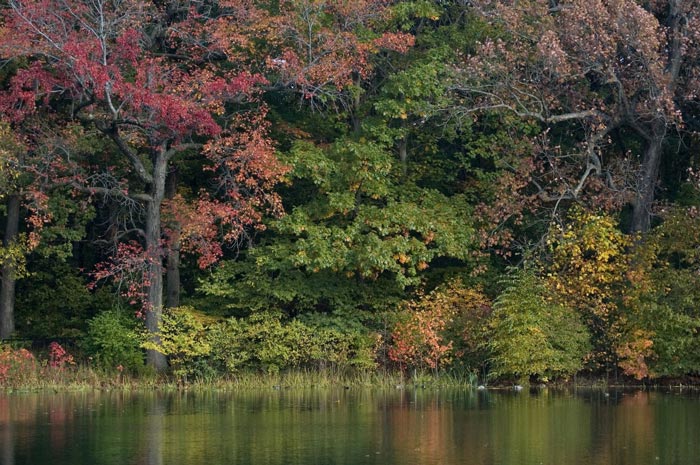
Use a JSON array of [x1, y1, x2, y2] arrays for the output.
[[144, 306, 211, 380], [206, 311, 380, 375], [206, 317, 252, 374], [0, 345, 38, 388], [488, 270, 590, 382], [17, 260, 111, 339], [387, 279, 492, 375], [303, 319, 379, 372], [83, 310, 145, 373]]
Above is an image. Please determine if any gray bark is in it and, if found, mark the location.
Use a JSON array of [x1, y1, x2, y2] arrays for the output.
[[398, 137, 408, 176], [630, 132, 664, 233], [144, 155, 168, 372]]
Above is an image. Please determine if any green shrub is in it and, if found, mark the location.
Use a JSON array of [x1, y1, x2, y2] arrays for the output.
[[307, 326, 378, 371], [206, 311, 379, 375], [17, 260, 112, 339], [206, 317, 252, 374], [488, 270, 591, 382], [143, 306, 211, 380], [83, 310, 145, 372]]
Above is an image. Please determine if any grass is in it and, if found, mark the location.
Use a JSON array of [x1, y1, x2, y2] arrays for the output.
[[0, 360, 486, 393]]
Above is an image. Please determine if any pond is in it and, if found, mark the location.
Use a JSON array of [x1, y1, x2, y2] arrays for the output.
[[1, 388, 698, 465]]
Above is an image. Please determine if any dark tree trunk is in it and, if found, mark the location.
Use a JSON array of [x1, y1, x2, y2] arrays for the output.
[[144, 156, 168, 372], [165, 168, 180, 309], [165, 232, 180, 308], [0, 194, 20, 340], [630, 133, 664, 233]]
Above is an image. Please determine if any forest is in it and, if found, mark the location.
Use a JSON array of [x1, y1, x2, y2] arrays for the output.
[[1, 0, 699, 386]]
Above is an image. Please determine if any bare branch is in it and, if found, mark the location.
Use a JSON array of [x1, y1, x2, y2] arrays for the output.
[[95, 121, 153, 184]]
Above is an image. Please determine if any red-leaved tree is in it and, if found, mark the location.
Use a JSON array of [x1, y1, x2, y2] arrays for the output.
[[0, 0, 287, 369]]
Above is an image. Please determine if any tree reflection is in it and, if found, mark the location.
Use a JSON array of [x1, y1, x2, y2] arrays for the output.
[[1, 397, 13, 465]]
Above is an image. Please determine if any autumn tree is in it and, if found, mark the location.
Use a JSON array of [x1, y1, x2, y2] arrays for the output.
[[266, 0, 415, 123], [489, 269, 590, 382], [0, 121, 24, 339], [0, 116, 92, 340], [0, 0, 286, 369], [451, 0, 700, 232], [542, 208, 632, 371]]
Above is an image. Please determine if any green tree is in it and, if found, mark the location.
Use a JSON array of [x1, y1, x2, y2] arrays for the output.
[[488, 270, 590, 382], [200, 136, 476, 318], [623, 209, 700, 377]]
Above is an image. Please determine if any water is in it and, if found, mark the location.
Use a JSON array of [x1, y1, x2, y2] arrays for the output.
[[1, 388, 699, 465]]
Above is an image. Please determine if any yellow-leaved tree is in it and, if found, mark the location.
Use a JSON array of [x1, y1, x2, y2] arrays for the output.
[[543, 207, 654, 377]]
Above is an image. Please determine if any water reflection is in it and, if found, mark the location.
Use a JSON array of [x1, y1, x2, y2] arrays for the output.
[[0, 389, 699, 465]]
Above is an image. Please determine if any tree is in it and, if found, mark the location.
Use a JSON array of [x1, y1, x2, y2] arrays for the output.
[[543, 208, 632, 370], [451, 0, 700, 232], [0, 121, 24, 339], [0, 119, 88, 340], [488, 270, 590, 382], [622, 207, 700, 378], [266, 0, 415, 123], [0, 0, 286, 369], [200, 136, 477, 317]]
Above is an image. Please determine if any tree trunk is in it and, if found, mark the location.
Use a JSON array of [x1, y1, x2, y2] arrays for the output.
[[165, 169, 180, 309], [145, 157, 168, 372], [165, 231, 180, 309], [0, 194, 20, 340], [398, 136, 408, 176], [630, 133, 664, 233]]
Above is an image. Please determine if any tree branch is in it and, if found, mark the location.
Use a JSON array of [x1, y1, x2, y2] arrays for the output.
[[95, 121, 154, 184]]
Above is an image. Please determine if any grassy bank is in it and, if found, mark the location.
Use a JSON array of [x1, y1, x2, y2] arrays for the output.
[[3, 344, 697, 393], [0, 359, 482, 393], [0, 368, 480, 393]]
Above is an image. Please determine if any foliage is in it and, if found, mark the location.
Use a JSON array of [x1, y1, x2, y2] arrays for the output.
[[0, 345, 37, 387], [300, 312, 380, 372], [0, 0, 287, 370], [455, 0, 700, 232], [543, 208, 631, 369], [388, 279, 492, 374], [488, 270, 590, 382], [206, 311, 379, 375], [143, 306, 212, 380], [200, 135, 477, 317], [441, 281, 493, 373], [47, 342, 75, 369], [2, 0, 700, 384], [388, 297, 454, 373], [83, 310, 145, 373], [268, 0, 415, 110], [16, 259, 110, 339], [620, 208, 700, 378]]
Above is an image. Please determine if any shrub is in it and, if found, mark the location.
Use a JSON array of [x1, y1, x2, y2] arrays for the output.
[[304, 314, 381, 371], [206, 317, 252, 374], [388, 279, 491, 375], [207, 311, 380, 375], [619, 210, 700, 378], [144, 306, 211, 381], [0, 345, 38, 388], [83, 310, 145, 373], [488, 270, 591, 382], [388, 303, 454, 373]]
